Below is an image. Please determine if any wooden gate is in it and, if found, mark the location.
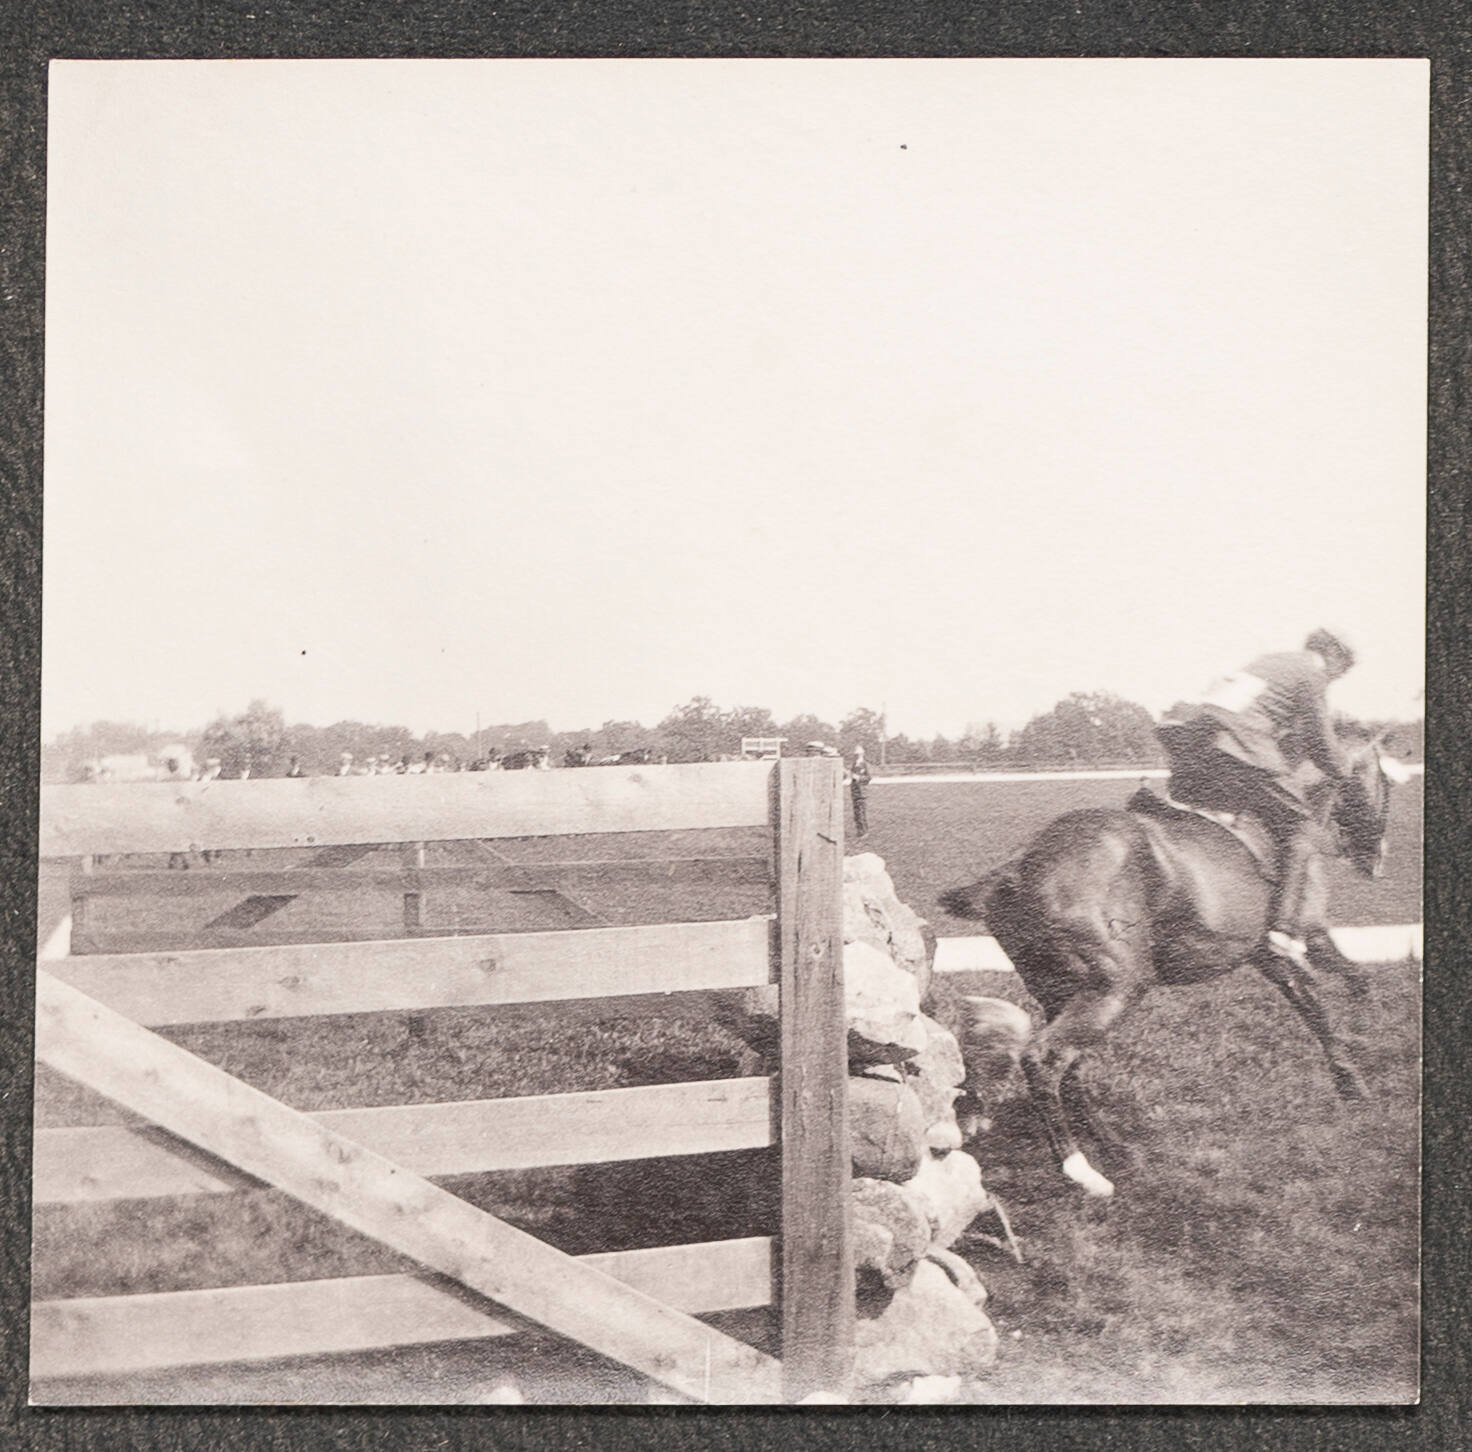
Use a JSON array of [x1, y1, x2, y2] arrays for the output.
[[31, 759, 852, 1403]]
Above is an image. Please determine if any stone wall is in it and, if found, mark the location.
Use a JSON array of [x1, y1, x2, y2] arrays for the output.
[[716, 850, 1029, 1401], [841, 853, 1002, 1401]]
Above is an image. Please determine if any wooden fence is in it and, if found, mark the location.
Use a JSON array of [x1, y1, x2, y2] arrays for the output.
[[31, 759, 853, 1403]]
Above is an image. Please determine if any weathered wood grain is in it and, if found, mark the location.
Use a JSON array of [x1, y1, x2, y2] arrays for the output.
[[31, 1237, 775, 1381], [40, 763, 774, 857], [43, 916, 774, 1024], [35, 1076, 776, 1202], [774, 757, 853, 1401], [34, 972, 781, 1403]]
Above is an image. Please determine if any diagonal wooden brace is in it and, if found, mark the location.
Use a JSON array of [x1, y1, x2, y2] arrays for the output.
[[34, 970, 782, 1404]]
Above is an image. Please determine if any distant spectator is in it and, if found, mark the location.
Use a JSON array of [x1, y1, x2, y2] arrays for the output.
[[338, 752, 354, 777], [160, 746, 194, 780], [285, 755, 305, 778], [848, 745, 872, 839]]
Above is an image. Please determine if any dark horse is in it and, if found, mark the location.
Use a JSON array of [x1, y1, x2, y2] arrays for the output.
[[938, 743, 1403, 1199]]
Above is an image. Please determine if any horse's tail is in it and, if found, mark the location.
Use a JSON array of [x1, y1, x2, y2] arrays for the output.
[[938, 857, 1024, 929]]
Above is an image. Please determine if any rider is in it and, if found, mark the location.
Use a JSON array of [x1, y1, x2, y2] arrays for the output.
[[1155, 628, 1357, 969]]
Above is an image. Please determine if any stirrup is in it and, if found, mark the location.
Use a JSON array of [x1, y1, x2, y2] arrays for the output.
[[1266, 929, 1310, 970]]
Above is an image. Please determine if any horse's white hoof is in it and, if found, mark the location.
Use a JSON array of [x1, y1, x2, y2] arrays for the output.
[[1062, 1151, 1115, 1198]]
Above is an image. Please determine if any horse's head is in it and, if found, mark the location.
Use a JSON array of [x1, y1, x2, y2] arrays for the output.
[[1333, 738, 1410, 878]]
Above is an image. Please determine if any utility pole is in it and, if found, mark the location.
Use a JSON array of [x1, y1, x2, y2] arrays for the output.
[[879, 702, 888, 769]]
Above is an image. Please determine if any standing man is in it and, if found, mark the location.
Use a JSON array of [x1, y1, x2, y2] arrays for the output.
[[848, 744, 873, 840]]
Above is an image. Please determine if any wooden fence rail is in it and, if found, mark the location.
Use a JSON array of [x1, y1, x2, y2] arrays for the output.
[[32, 760, 852, 1404], [38, 763, 774, 856], [34, 1240, 777, 1382], [43, 917, 775, 1023]]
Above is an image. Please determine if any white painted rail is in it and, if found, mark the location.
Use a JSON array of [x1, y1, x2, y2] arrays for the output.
[[933, 923, 1424, 974], [872, 764, 1423, 786]]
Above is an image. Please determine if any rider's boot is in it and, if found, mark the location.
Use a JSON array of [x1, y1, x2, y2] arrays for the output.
[[1266, 831, 1315, 969]]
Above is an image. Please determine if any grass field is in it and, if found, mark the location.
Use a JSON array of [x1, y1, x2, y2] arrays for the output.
[[930, 960, 1420, 1403], [32, 771, 1422, 1403]]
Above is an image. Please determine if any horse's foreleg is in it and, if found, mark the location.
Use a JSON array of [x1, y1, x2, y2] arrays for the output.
[[1021, 986, 1135, 1198], [1061, 1061, 1126, 1155], [1305, 928, 1372, 1001], [1256, 953, 1368, 1101], [1304, 928, 1373, 1041]]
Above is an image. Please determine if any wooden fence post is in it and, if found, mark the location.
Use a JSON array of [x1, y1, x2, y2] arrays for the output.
[[402, 842, 426, 932], [70, 855, 95, 955], [774, 757, 853, 1402]]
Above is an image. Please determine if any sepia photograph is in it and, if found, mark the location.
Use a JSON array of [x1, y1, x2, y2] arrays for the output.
[[32, 57, 1425, 1405]]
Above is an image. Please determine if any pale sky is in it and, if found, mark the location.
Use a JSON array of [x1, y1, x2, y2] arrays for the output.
[[43, 59, 1427, 741]]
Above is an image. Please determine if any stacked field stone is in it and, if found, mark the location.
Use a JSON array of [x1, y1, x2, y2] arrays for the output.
[[715, 851, 1027, 1401], [839, 853, 1001, 1399]]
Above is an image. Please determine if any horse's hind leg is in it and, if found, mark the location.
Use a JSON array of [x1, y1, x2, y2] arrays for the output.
[[1021, 984, 1137, 1198], [1256, 952, 1368, 1101]]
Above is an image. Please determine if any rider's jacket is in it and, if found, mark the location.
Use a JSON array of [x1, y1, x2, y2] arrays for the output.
[[1159, 649, 1351, 782]]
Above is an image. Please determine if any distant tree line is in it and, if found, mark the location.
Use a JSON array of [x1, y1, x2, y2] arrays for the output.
[[40, 691, 1425, 783]]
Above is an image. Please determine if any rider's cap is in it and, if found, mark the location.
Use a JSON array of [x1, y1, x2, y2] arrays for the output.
[[1305, 627, 1355, 669]]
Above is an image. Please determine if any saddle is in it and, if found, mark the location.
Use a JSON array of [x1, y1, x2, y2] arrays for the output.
[[1126, 786, 1277, 881]]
